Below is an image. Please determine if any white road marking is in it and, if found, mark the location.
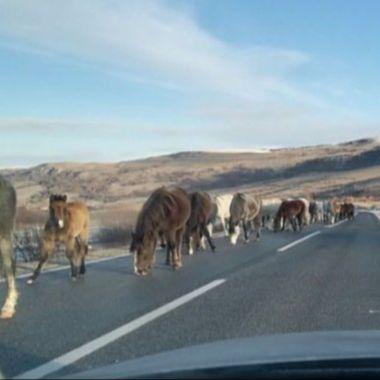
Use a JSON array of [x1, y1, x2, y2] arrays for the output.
[[0, 253, 129, 284], [15, 278, 226, 380], [369, 309, 380, 314], [277, 231, 321, 252], [325, 219, 348, 229]]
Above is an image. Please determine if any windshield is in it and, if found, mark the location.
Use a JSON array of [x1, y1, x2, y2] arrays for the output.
[[0, 0, 380, 379]]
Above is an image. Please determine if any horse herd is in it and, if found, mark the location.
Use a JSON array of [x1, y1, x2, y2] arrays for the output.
[[130, 187, 355, 276], [0, 175, 355, 320]]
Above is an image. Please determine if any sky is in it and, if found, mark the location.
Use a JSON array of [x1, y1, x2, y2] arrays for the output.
[[0, 0, 380, 167]]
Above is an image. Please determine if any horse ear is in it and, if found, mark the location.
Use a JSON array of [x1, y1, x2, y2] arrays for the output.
[[62, 195, 67, 202], [49, 194, 54, 202]]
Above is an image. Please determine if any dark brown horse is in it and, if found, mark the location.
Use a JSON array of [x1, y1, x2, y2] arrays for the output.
[[0, 176, 17, 319], [186, 191, 216, 255], [28, 195, 90, 283], [274, 200, 306, 232], [340, 203, 355, 220], [130, 187, 191, 276]]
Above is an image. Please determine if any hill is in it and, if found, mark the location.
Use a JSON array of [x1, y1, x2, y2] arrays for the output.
[[2, 138, 380, 227]]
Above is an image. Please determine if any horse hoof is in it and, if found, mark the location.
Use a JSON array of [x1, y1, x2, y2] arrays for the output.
[[0, 309, 15, 319], [244, 239, 249, 244], [27, 278, 34, 285], [135, 269, 148, 276], [70, 276, 77, 282]]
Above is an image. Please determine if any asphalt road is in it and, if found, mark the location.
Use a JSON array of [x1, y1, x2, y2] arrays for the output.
[[0, 212, 379, 378]]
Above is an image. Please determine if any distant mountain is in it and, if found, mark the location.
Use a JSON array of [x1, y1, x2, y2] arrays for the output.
[[2, 138, 380, 218]]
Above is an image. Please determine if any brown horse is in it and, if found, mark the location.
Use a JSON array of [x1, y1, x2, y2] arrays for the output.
[[274, 200, 306, 232], [340, 203, 355, 220], [0, 176, 17, 319], [27, 195, 90, 283], [130, 187, 191, 276], [186, 191, 216, 255]]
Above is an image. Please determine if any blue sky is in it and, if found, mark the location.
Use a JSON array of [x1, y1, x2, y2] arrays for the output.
[[0, 0, 379, 167]]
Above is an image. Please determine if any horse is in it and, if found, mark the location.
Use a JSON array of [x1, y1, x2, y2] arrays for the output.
[[315, 200, 324, 222], [323, 200, 335, 224], [27, 195, 90, 283], [309, 201, 318, 224], [130, 187, 190, 275], [274, 200, 306, 232], [330, 199, 342, 223], [215, 194, 233, 236], [261, 198, 283, 230], [0, 176, 17, 319], [229, 193, 262, 245], [186, 191, 216, 255], [340, 203, 355, 220]]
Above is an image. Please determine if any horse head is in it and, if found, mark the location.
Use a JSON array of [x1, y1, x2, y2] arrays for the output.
[[130, 230, 156, 276], [49, 194, 68, 229]]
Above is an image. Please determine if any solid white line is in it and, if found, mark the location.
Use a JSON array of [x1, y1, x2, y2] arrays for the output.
[[324, 219, 348, 229], [277, 231, 321, 252], [0, 253, 129, 284], [15, 278, 226, 379]]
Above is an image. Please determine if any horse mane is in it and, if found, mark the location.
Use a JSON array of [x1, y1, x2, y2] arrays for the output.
[[135, 187, 175, 239], [50, 194, 67, 202]]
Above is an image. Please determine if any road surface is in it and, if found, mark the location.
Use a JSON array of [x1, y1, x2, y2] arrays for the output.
[[0, 212, 379, 378]]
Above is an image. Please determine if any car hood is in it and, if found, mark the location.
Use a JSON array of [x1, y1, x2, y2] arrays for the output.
[[64, 330, 380, 379]]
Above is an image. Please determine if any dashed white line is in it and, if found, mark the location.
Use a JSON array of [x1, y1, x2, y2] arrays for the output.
[[277, 231, 322, 252], [15, 278, 226, 380]]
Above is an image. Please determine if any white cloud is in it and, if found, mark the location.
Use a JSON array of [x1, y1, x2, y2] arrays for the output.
[[0, 0, 315, 105], [0, 0, 377, 163]]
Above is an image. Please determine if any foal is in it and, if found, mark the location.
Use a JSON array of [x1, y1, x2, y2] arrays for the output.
[[28, 195, 90, 283]]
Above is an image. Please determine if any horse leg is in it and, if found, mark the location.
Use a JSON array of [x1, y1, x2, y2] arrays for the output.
[[0, 235, 18, 319], [78, 238, 86, 276], [253, 215, 261, 241], [166, 233, 177, 270], [281, 216, 286, 231], [202, 223, 216, 251], [75, 237, 87, 276], [298, 214, 304, 231], [195, 225, 202, 252], [159, 231, 166, 249], [65, 236, 80, 281], [165, 237, 172, 266], [174, 228, 184, 268], [221, 218, 227, 236], [290, 217, 297, 232], [186, 228, 194, 256], [202, 222, 213, 249], [242, 220, 250, 244], [27, 236, 54, 284]]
